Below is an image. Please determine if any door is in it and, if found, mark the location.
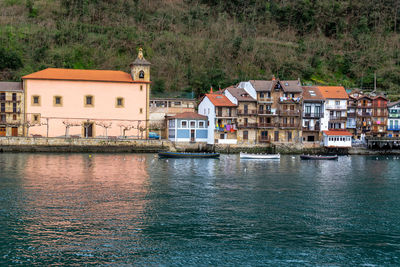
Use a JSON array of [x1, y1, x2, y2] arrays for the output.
[[0, 127, 5, 136], [11, 127, 18, 137], [84, 123, 93, 138], [190, 129, 195, 142], [243, 130, 248, 140], [274, 131, 279, 142]]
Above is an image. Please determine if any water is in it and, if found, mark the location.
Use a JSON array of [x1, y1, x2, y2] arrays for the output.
[[1, 153, 400, 266]]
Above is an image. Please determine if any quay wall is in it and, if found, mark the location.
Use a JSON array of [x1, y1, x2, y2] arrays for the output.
[[1, 137, 400, 154]]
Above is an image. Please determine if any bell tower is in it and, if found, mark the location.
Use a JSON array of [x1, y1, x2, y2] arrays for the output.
[[129, 48, 151, 82]]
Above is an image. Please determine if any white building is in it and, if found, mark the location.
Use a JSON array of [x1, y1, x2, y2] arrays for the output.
[[198, 93, 237, 145], [302, 86, 325, 142], [322, 130, 352, 148], [388, 100, 400, 137], [318, 86, 348, 131]]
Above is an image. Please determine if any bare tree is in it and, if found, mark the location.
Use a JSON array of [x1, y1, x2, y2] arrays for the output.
[[96, 121, 112, 138], [62, 120, 80, 137], [118, 123, 133, 138]]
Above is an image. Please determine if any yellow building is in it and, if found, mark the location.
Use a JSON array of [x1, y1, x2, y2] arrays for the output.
[[0, 82, 24, 136]]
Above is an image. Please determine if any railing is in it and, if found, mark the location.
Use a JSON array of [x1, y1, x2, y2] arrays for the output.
[[258, 136, 271, 143], [326, 104, 347, 110], [357, 103, 372, 108], [329, 116, 347, 121], [258, 110, 276, 115], [279, 123, 299, 128], [303, 113, 323, 118], [237, 109, 257, 115], [372, 111, 388, 117], [237, 123, 258, 128], [358, 112, 372, 117], [347, 112, 356, 117], [302, 126, 320, 131], [258, 97, 273, 102], [346, 124, 356, 129], [216, 113, 236, 118], [278, 110, 300, 116], [258, 123, 276, 128], [278, 97, 301, 103], [372, 120, 387, 126], [388, 126, 400, 131]]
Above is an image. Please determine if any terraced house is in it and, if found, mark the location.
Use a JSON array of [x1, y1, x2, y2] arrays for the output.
[[301, 86, 325, 142], [0, 82, 24, 137], [371, 95, 388, 137], [387, 100, 400, 137], [319, 86, 348, 131], [223, 86, 257, 144], [239, 78, 302, 143]]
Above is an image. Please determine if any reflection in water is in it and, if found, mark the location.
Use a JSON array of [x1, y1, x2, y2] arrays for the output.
[[1, 154, 400, 265]]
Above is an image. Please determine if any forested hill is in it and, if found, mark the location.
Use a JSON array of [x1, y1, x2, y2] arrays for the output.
[[1, 0, 399, 98]]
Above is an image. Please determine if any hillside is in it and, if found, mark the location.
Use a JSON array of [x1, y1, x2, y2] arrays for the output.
[[0, 0, 399, 99]]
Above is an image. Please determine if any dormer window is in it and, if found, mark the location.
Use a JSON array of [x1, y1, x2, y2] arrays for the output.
[[139, 70, 145, 79]]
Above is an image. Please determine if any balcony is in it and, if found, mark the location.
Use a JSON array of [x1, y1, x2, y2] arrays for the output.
[[388, 126, 400, 131], [302, 126, 320, 131], [0, 97, 22, 102], [237, 109, 257, 116], [389, 114, 400, 118], [357, 103, 372, 108], [237, 123, 258, 128], [372, 120, 387, 126], [258, 123, 276, 128], [278, 97, 301, 104], [346, 124, 357, 129], [258, 110, 276, 115], [326, 104, 347, 110], [303, 112, 323, 118], [372, 111, 388, 117], [278, 110, 300, 116], [279, 123, 299, 129], [358, 112, 371, 117], [258, 135, 271, 143], [347, 112, 356, 117], [216, 113, 236, 118], [258, 97, 273, 103], [329, 116, 347, 122]]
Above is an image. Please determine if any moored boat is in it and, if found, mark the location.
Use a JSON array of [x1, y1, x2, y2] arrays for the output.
[[300, 154, 338, 160], [158, 151, 220, 158], [240, 152, 280, 159]]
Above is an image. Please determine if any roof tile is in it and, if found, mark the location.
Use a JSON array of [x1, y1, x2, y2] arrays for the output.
[[317, 86, 348, 99]]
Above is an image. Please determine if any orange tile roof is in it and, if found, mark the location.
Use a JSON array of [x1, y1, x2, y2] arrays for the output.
[[323, 130, 352, 136], [22, 68, 150, 83], [317, 86, 348, 99], [205, 93, 236, 107]]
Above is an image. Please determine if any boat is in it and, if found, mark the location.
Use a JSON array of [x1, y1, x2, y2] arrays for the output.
[[158, 151, 220, 158], [240, 152, 280, 159], [300, 154, 338, 160]]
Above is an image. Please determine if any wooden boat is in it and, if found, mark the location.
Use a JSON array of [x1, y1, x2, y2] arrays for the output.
[[240, 152, 280, 159], [300, 154, 338, 160], [158, 151, 220, 158]]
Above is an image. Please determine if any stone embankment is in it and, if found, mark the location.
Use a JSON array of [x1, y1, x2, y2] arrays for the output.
[[1, 137, 399, 154]]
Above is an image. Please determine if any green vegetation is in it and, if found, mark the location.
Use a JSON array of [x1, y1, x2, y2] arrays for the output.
[[0, 0, 399, 98]]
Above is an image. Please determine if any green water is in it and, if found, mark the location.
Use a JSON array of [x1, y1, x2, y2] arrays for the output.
[[0, 153, 399, 265]]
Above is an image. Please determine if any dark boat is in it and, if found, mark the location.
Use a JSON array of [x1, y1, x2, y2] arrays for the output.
[[300, 154, 338, 160], [158, 151, 220, 158]]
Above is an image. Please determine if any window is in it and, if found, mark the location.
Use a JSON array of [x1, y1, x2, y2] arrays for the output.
[[169, 120, 176, 128], [1, 103, 5, 112], [190, 121, 196, 128], [32, 114, 40, 124], [174, 102, 181, 106], [243, 131, 248, 140], [116, 97, 124, 108], [53, 96, 62, 106], [84, 95, 94, 107], [140, 85, 143, 91], [0, 93, 5, 101], [13, 114, 17, 120], [139, 70, 145, 78], [335, 101, 340, 105], [12, 93, 16, 101], [198, 121, 205, 128], [32, 95, 40, 106], [181, 121, 187, 128], [139, 108, 143, 114]]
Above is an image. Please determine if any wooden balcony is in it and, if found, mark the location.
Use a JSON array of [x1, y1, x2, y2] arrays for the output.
[[237, 109, 257, 115], [258, 123, 276, 128], [278, 110, 300, 116], [258, 110, 276, 115], [258, 97, 273, 103], [237, 123, 258, 128], [329, 116, 347, 122], [302, 126, 320, 131], [279, 123, 299, 129]]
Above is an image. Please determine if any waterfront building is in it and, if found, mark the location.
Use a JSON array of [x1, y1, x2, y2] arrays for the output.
[[371, 95, 388, 137], [387, 100, 400, 137], [150, 97, 196, 138], [346, 95, 357, 136], [318, 86, 348, 131], [198, 92, 237, 144], [167, 112, 208, 142], [0, 82, 24, 136], [301, 86, 325, 142], [238, 78, 302, 143], [223, 86, 258, 144], [22, 49, 150, 138], [322, 130, 352, 148]]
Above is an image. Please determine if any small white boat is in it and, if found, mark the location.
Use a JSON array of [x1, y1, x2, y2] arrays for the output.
[[240, 152, 280, 159]]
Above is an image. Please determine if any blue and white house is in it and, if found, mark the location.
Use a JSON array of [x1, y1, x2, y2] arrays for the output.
[[388, 100, 400, 137], [167, 112, 208, 142]]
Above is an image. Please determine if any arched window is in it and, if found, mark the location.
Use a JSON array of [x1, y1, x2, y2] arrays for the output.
[[139, 70, 145, 79]]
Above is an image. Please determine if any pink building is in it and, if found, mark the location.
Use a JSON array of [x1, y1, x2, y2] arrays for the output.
[[22, 49, 151, 138]]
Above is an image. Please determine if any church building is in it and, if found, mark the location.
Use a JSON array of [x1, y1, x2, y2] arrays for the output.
[[22, 49, 150, 138]]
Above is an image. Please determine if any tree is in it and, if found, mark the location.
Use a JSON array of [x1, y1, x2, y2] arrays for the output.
[[96, 121, 112, 137], [118, 123, 134, 138], [62, 120, 80, 137]]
